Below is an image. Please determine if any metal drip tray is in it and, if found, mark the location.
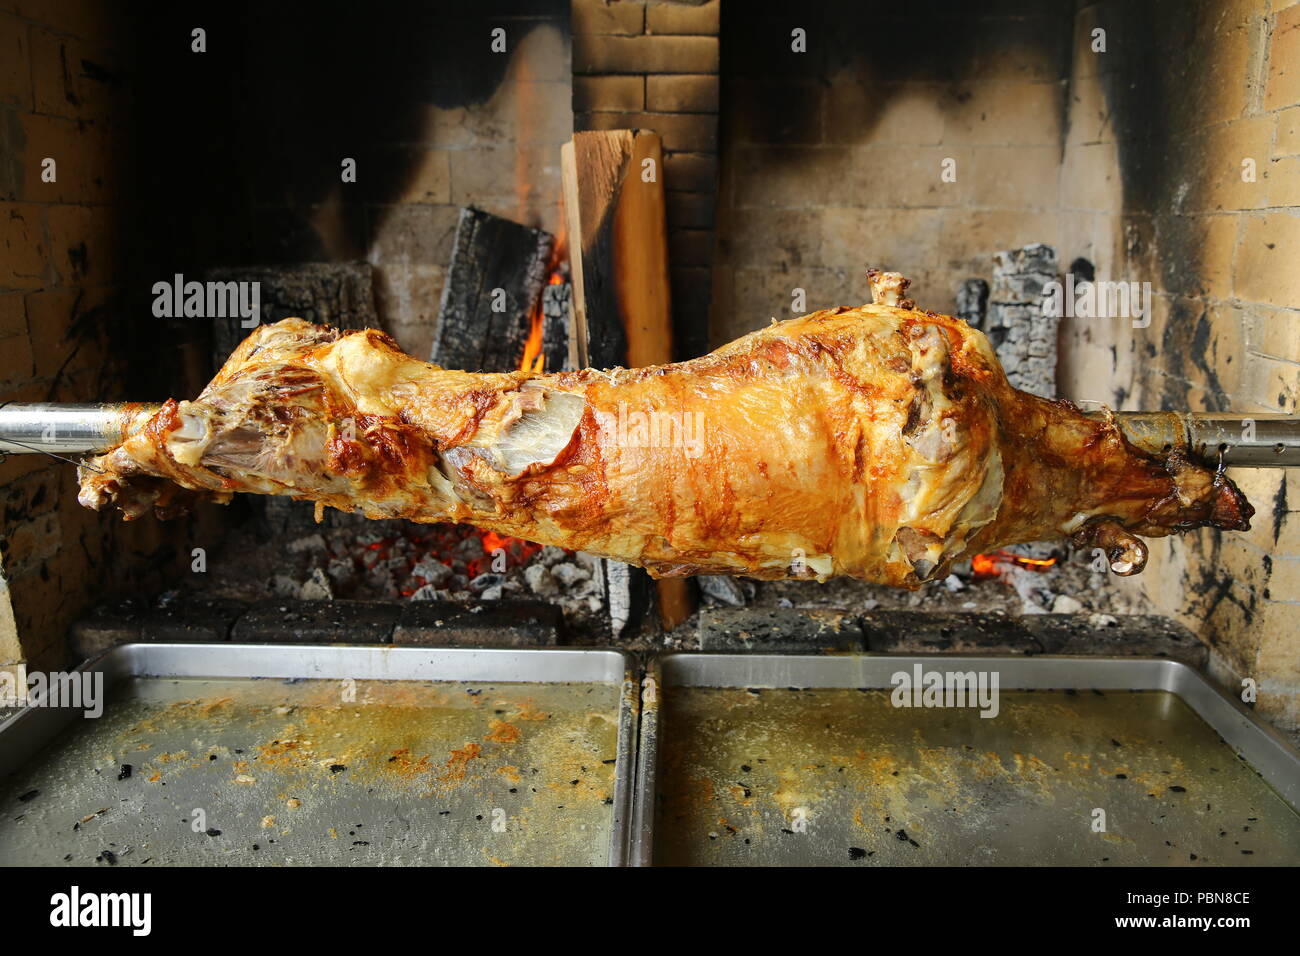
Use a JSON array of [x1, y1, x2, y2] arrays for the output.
[[633, 655, 1300, 866], [0, 644, 637, 867]]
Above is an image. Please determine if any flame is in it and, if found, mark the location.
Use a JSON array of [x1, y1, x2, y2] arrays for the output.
[[971, 550, 1059, 578], [518, 270, 565, 374], [467, 528, 544, 577], [362, 524, 550, 597], [479, 530, 512, 555], [519, 305, 546, 374]]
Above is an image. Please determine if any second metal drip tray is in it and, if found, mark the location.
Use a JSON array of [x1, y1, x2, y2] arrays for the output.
[[634, 655, 1300, 866]]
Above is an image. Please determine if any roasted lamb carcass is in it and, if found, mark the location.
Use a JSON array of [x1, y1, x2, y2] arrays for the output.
[[78, 271, 1251, 588]]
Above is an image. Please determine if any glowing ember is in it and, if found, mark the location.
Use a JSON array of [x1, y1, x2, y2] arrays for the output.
[[971, 550, 1059, 579], [343, 523, 548, 597]]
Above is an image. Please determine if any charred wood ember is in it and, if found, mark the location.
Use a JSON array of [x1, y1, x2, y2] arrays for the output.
[[980, 246, 1063, 562], [540, 272, 573, 374], [986, 243, 1060, 399], [77, 270, 1252, 590], [955, 278, 989, 331], [204, 262, 381, 375], [433, 207, 554, 373]]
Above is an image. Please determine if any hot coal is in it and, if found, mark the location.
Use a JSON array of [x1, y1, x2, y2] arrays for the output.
[[184, 519, 610, 639]]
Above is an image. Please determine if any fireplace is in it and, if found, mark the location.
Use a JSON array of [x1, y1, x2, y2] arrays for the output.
[[0, 0, 1296, 741], [703, 0, 1300, 733]]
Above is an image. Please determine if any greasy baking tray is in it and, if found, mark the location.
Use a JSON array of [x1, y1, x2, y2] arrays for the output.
[[632, 655, 1300, 866], [0, 644, 637, 866]]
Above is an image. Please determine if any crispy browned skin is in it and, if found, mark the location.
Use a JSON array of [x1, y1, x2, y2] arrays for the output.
[[78, 285, 1251, 588]]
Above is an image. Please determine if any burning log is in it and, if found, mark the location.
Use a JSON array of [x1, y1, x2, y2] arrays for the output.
[[971, 551, 1058, 579], [540, 272, 573, 374], [424, 208, 566, 596], [433, 207, 555, 373], [985, 243, 1060, 399]]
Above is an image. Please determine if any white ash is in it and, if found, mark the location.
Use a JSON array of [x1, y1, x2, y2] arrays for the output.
[[326, 556, 357, 590], [747, 544, 1149, 619], [537, 546, 569, 566], [271, 575, 300, 598], [551, 563, 590, 590], [182, 522, 610, 636], [287, 534, 327, 555], [409, 558, 451, 588], [1002, 565, 1051, 614], [524, 564, 560, 597], [470, 572, 504, 593], [299, 567, 333, 601], [457, 537, 486, 561], [1051, 594, 1084, 614], [698, 575, 750, 607]]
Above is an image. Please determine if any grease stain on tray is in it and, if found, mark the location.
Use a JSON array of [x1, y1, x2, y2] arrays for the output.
[[0, 677, 620, 866], [654, 688, 1300, 866]]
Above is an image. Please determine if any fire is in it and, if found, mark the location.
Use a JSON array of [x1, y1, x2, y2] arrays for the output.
[[466, 528, 543, 578], [971, 550, 1058, 579], [351, 523, 548, 598], [518, 270, 564, 374]]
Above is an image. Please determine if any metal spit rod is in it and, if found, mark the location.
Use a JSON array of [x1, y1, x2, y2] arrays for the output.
[[0, 403, 163, 455], [0, 402, 1297, 467], [1087, 411, 1300, 468]]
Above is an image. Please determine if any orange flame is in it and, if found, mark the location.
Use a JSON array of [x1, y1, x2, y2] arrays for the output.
[[971, 550, 1058, 578], [519, 307, 545, 374], [518, 270, 565, 374]]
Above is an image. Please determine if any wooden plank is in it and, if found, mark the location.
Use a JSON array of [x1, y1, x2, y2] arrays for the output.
[[561, 129, 693, 630], [560, 140, 587, 369], [656, 578, 694, 631], [617, 132, 674, 369], [562, 130, 673, 370], [433, 207, 554, 372]]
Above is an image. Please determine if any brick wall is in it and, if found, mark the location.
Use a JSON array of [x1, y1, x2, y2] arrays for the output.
[[709, 2, 1071, 346], [0, 0, 211, 673], [709, 0, 1299, 729], [0, 5, 578, 672], [1056, 0, 1300, 730], [369, 14, 573, 361], [572, 0, 720, 358]]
